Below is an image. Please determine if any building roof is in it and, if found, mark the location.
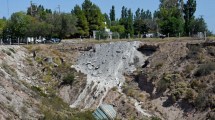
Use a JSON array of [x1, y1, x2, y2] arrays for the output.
[[93, 104, 116, 120]]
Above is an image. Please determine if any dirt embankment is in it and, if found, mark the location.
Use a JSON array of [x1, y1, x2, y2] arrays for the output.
[[1, 39, 215, 120]]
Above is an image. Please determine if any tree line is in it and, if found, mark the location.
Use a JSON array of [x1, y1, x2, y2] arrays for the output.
[[0, 0, 212, 41]]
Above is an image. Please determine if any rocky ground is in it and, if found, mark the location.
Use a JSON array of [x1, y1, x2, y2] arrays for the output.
[[0, 39, 214, 120]]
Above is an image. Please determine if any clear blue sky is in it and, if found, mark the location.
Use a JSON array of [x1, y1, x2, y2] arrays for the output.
[[0, 0, 214, 33]]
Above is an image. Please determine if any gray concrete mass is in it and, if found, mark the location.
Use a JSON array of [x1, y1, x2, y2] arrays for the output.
[[70, 41, 148, 109]]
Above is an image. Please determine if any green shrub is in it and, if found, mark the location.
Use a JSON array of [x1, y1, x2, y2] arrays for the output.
[[42, 74, 52, 82], [96, 31, 109, 40], [9, 48, 16, 53], [157, 73, 181, 93], [26, 57, 34, 66], [184, 64, 195, 74], [112, 32, 120, 39], [40, 93, 95, 120], [194, 92, 208, 109], [111, 87, 118, 91], [62, 74, 75, 85], [151, 116, 162, 120], [2, 49, 11, 56], [184, 89, 197, 103], [195, 62, 215, 77], [1, 63, 17, 78], [31, 86, 47, 97], [157, 74, 172, 92], [186, 44, 202, 59], [35, 56, 43, 63]]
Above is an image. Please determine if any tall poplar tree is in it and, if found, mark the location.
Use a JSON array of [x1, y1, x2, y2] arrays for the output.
[[127, 9, 134, 37], [134, 8, 149, 35], [109, 5, 115, 22], [184, 0, 197, 36]]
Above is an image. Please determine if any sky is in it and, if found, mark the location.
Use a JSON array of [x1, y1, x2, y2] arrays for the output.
[[0, 0, 215, 33]]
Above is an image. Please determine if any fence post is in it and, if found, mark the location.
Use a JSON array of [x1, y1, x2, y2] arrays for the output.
[[204, 31, 207, 40], [179, 33, 180, 40], [80, 36, 82, 42], [18, 37, 20, 45], [168, 33, 169, 40]]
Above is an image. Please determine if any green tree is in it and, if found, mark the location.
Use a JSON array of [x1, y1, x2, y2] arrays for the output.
[[158, 0, 184, 36], [141, 10, 152, 20], [153, 11, 159, 19], [110, 5, 115, 22], [119, 7, 134, 38], [134, 8, 149, 35], [121, 6, 127, 19], [191, 16, 208, 34], [127, 9, 134, 37], [184, 0, 197, 36], [56, 13, 77, 38], [103, 13, 111, 28], [72, 5, 89, 37], [110, 25, 125, 35], [0, 19, 6, 37], [82, 0, 104, 35], [7, 12, 32, 38]]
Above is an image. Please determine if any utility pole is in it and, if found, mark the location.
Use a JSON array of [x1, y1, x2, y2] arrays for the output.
[[30, 1, 37, 16], [30, 1, 32, 15], [57, 5, 60, 13]]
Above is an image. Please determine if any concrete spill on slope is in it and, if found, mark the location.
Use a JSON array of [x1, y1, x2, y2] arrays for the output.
[[70, 41, 148, 109]]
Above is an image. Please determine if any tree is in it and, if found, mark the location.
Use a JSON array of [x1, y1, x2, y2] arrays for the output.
[[119, 7, 134, 38], [153, 11, 159, 19], [141, 10, 152, 20], [103, 13, 111, 28], [0, 19, 6, 37], [82, 0, 104, 35], [110, 25, 125, 35], [110, 5, 115, 22], [134, 8, 149, 35], [27, 4, 52, 22], [126, 9, 134, 37], [134, 8, 141, 20], [53, 13, 77, 38], [160, 0, 181, 9], [7, 12, 32, 38], [191, 16, 208, 34], [134, 19, 148, 35], [72, 5, 89, 37], [158, 0, 184, 36], [121, 6, 126, 19], [184, 0, 197, 36]]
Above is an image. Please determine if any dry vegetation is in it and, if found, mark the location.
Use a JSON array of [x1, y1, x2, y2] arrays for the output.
[[22, 44, 95, 119], [122, 40, 215, 119]]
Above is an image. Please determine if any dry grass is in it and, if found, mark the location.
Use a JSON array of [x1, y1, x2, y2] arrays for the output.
[[62, 37, 201, 45]]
